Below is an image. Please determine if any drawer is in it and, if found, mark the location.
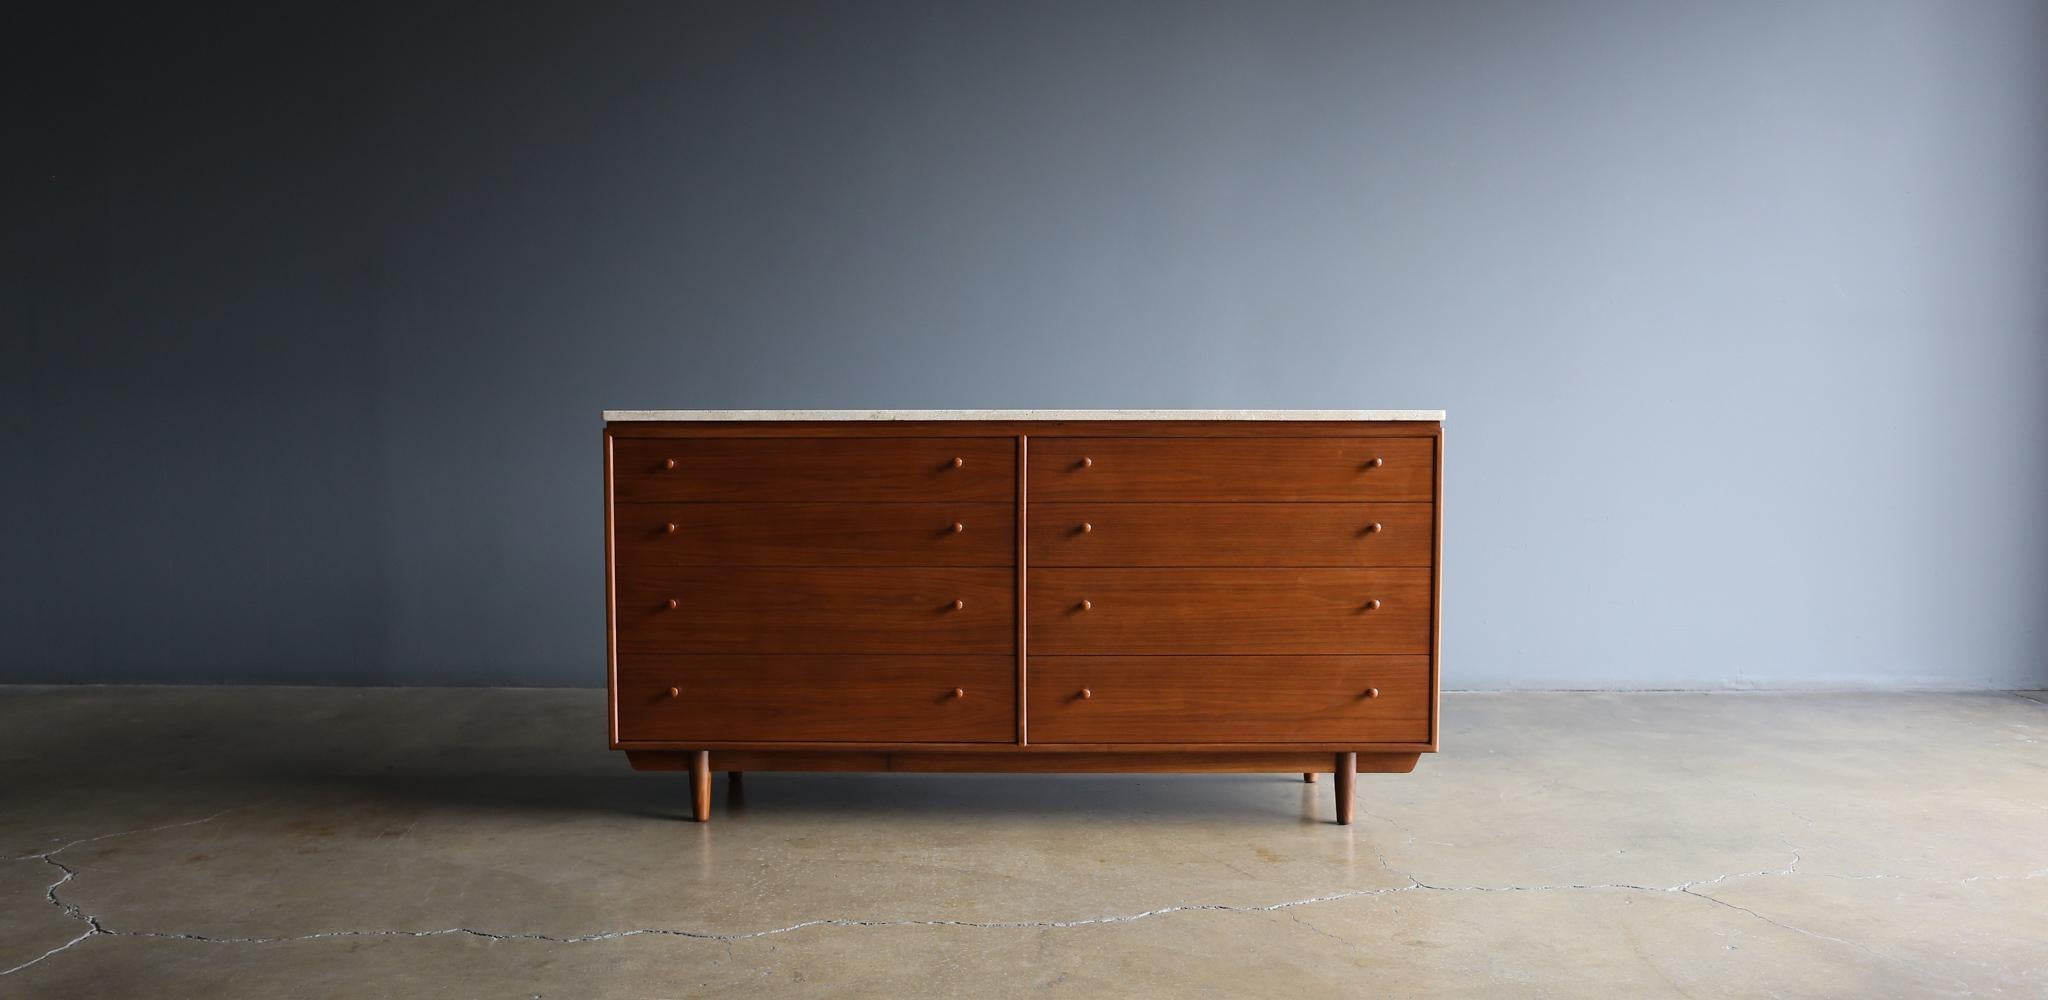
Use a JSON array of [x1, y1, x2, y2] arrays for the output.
[[612, 437, 1015, 503], [1028, 568, 1430, 654], [1029, 503, 1433, 567], [617, 502, 1014, 566], [618, 655, 1014, 742], [1027, 656, 1430, 743], [617, 567, 1014, 654], [1027, 437, 1433, 502]]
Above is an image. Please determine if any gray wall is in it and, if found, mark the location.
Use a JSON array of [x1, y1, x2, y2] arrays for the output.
[[6, 0, 2045, 689]]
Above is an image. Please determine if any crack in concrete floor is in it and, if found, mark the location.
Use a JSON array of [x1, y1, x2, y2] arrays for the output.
[[6, 804, 2037, 991]]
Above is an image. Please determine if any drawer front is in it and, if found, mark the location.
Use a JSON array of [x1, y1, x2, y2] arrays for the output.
[[613, 437, 1015, 503], [618, 502, 1015, 567], [618, 567, 1014, 654], [1029, 502, 1433, 567], [618, 655, 1014, 742], [1028, 568, 1430, 654], [1027, 656, 1430, 743], [1027, 437, 1434, 502]]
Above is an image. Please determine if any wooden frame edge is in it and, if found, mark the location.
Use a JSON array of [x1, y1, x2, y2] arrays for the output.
[[627, 749, 1422, 774], [1430, 421, 1443, 752], [605, 427, 621, 749]]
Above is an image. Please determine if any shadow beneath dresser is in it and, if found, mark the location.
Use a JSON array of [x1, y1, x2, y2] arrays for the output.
[[288, 768, 1339, 826], [0, 686, 1346, 829]]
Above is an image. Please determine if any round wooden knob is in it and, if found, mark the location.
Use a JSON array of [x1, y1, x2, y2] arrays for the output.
[[664, 458, 678, 470], [952, 522, 966, 533], [1080, 457, 1093, 468], [1363, 687, 1381, 699], [1079, 688, 1093, 700], [952, 456, 965, 468], [952, 599, 966, 610], [1366, 457, 1384, 468], [665, 598, 680, 610], [1365, 599, 1381, 611], [1079, 599, 1093, 611], [667, 686, 681, 698], [952, 688, 966, 699], [1365, 522, 1383, 534], [1081, 522, 1094, 533], [665, 522, 679, 534]]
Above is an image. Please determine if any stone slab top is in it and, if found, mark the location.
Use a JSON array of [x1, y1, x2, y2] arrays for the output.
[[604, 409, 1445, 422]]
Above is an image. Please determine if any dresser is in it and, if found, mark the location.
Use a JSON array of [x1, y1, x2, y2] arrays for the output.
[[604, 410, 1444, 823]]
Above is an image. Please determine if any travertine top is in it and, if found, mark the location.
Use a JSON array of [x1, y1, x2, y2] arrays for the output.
[[604, 409, 1445, 422]]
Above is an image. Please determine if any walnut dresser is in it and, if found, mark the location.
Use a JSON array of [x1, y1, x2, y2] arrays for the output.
[[603, 409, 1445, 824]]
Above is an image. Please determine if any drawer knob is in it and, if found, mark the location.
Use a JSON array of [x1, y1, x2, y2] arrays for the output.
[[668, 686, 681, 698], [1366, 457, 1384, 469], [1079, 457, 1093, 468], [665, 522, 679, 534], [952, 522, 966, 534], [665, 598, 680, 610], [952, 688, 966, 699], [952, 456, 965, 468], [664, 458, 678, 470], [1080, 522, 1093, 533], [1363, 687, 1381, 699], [1078, 599, 1093, 611], [1365, 522, 1383, 534], [951, 599, 966, 610], [1365, 599, 1381, 611], [1079, 688, 1093, 700]]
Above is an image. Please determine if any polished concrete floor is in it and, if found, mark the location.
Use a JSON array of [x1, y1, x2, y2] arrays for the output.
[[1, 688, 2043, 998]]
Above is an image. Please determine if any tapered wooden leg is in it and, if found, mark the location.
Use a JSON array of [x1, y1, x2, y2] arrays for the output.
[[1334, 752, 1356, 825], [1304, 772, 1318, 783], [689, 751, 711, 823]]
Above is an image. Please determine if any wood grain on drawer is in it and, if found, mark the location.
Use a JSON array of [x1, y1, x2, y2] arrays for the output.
[[618, 655, 1014, 742], [1026, 437, 1433, 502], [1027, 568, 1430, 654], [618, 503, 1015, 566], [612, 437, 1015, 502], [1027, 656, 1430, 743], [1029, 503, 1433, 567], [618, 567, 1014, 654]]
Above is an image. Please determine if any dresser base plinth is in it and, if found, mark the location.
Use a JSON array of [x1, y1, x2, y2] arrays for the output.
[[627, 750, 1418, 824]]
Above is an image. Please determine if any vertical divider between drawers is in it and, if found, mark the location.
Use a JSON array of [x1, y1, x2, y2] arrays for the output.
[[1017, 433, 1029, 746]]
